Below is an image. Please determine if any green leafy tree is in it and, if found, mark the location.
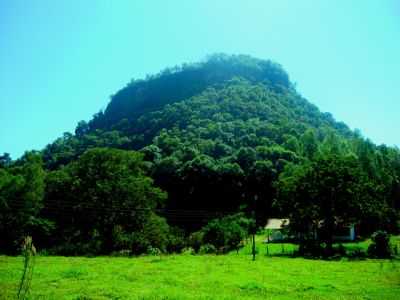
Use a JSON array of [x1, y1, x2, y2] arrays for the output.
[[202, 213, 251, 253], [277, 153, 379, 254], [0, 153, 12, 168], [0, 152, 50, 253], [301, 129, 319, 159], [44, 148, 167, 254]]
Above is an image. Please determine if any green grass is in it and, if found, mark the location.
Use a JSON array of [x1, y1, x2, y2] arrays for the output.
[[1, 237, 399, 300], [240, 233, 400, 257]]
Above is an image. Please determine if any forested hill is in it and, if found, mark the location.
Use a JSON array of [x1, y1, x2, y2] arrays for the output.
[[43, 54, 355, 169], [41, 53, 399, 226], [89, 54, 292, 129], [1, 54, 399, 255], [89, 54, 351, 136]]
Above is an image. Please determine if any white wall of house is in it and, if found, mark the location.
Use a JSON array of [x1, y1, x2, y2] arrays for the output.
[[333, 225, 356, 241]]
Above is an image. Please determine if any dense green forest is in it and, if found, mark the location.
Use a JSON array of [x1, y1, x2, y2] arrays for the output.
[[1, 54, 399, 255]]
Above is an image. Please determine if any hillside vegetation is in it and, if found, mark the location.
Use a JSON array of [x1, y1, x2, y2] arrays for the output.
[[0, 54, 399, 255]]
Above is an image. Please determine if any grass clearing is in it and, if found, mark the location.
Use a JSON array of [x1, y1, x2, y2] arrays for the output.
[[0, 236, 399, 299], [0, 255, 399, 299]]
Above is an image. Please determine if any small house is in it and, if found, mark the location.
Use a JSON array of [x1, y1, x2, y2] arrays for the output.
[[264, 218, 290, 242], [332, 223, 356, 241], [264, 218, 357, 242]]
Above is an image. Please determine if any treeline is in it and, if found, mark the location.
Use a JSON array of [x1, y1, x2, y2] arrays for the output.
[[0, 148, 254, 255], [1, 54, 399, 255]]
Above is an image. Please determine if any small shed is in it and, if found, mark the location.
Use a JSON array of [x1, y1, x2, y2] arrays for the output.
[[264, 218, 356, 242], [265, 218, 290, 242]]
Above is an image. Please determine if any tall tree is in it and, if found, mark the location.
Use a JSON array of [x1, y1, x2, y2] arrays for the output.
[[45, 148, 167, 254], [0, 153, 12, 168], [277, 152, 380, 254], [0, 152, 49, 253]]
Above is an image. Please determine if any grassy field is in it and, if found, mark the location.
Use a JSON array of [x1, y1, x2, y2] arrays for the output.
[[1, 237, 399, 300]]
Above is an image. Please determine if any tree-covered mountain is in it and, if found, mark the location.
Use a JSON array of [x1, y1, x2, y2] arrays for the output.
[[43, 54, 353, 169], [91, 54, 291, 128], [1, 54, 399, 254]]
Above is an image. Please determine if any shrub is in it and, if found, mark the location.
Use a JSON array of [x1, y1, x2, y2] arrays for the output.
[[166, 227, 186, 253], [130, 232, 150, 255], [202, 221, 227, 249], [201, 213, 251, 253], [199, 243, 216, 254], [181, 247, 195, 255], [297, 239, 323, 258], [147, 246, 162, 256], [188, 231, 204, 253], [131, 213, 170, 255], [336, 244, 346, 256], [112, 225, 133, 250], [110, 249, 132, 257], [368, 231, 392, 258], [347, 247, 367, 259]]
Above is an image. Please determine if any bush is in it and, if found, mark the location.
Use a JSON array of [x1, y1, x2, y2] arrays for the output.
[[297, 241, 351, 258], [147, 246, 162, 256], [368, 231, 392, 258], [199, 244, 216, 254], [110, 249, 132, 257], [201, 213, 251, 253], [111, 214, 184, 255], [188, 231, 204, 253], [298, 239, 324, 258], [166, 227, 186, 253], [131, 213, 170, 255], [347, 247, 367, 259], [336, 244, 346, 256], [181, 247, 195, 255], [50, 233, 103, 256], [112, 225, 134, 250]]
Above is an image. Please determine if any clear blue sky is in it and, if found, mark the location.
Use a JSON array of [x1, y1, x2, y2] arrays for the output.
[[1, 0, 399, 159]]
